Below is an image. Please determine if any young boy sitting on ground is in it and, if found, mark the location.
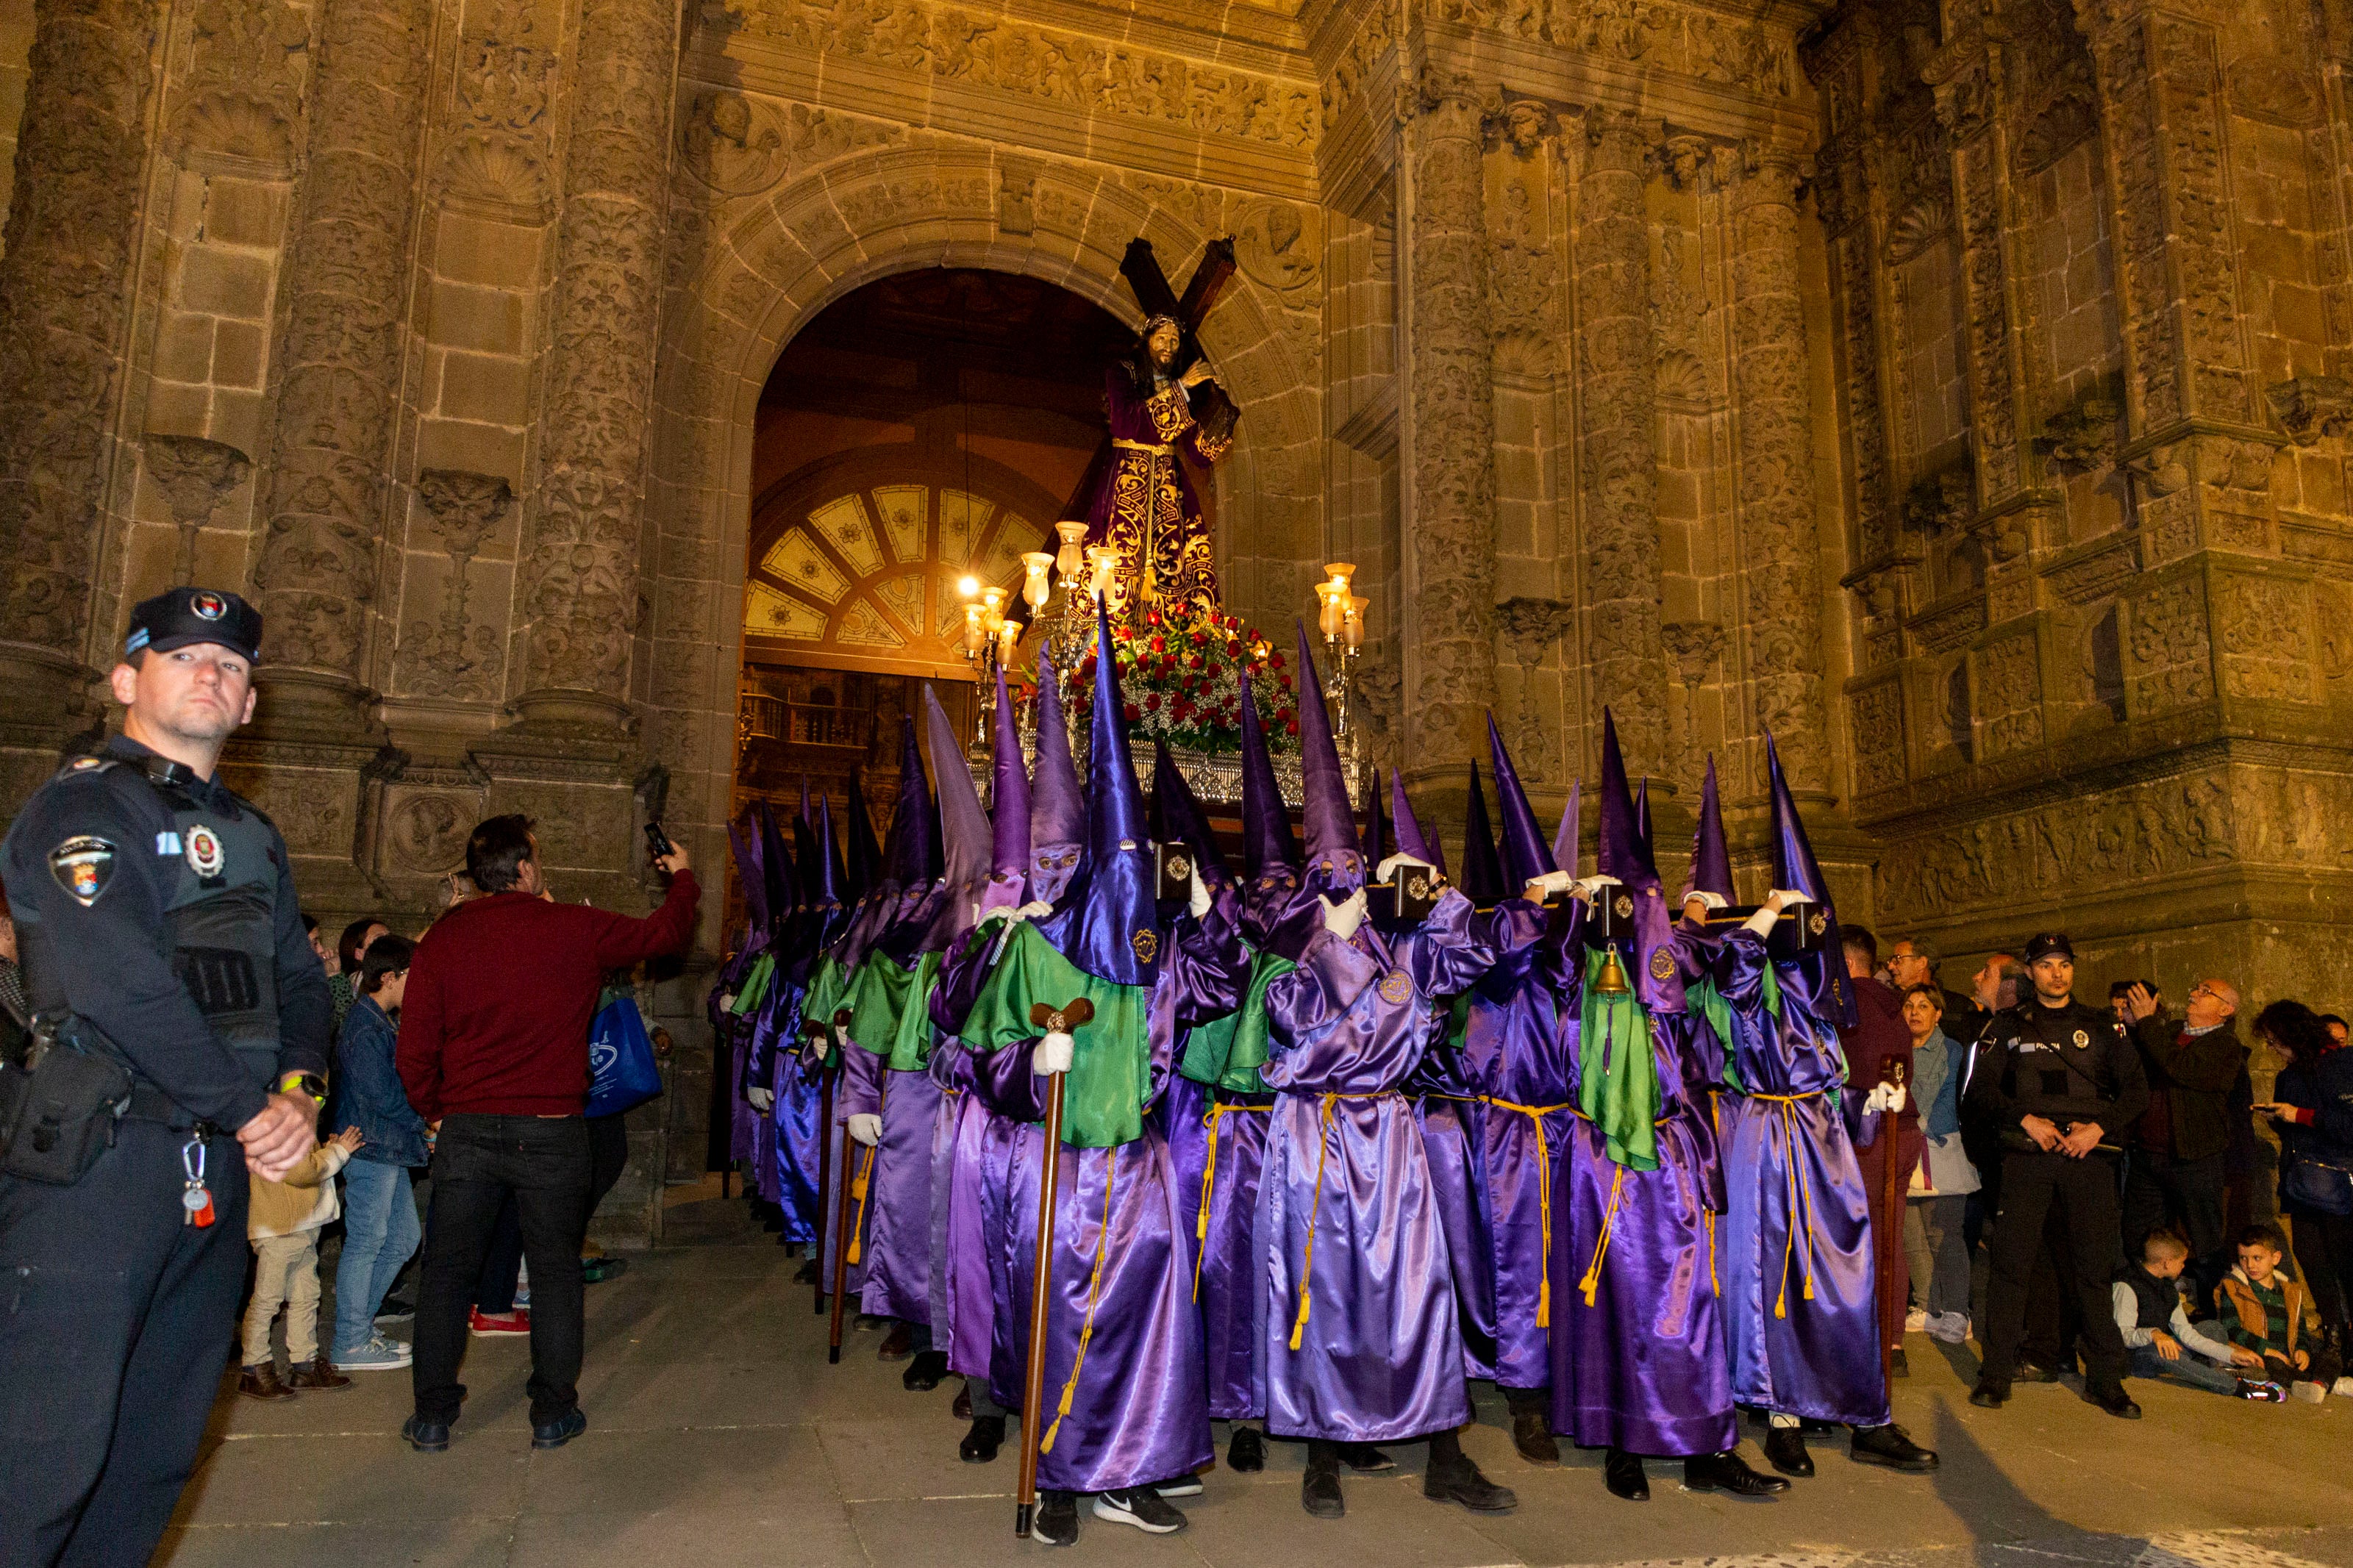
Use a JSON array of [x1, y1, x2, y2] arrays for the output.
[[2218, 1224, 2343, 1399], [2112, 1231, 2276, 1399]]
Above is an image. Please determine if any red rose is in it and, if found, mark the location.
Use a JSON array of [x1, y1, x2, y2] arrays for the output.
[[1146, 693, 1162, 712], [1124, 702, 1140, 722]]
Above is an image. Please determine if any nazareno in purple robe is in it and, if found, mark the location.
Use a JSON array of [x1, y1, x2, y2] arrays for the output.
[[968, 910, 1243, 1494], [1547, 914, 1736, 1456], [1254, 888, 1497, 1443], [1707, 926, 1890, 1427]]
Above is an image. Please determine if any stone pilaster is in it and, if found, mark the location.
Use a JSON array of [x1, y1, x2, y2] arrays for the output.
[[1401, 65, 1499, 776], [1571, 107, 1668, 778], [0, 0, 157, 726], [251, 0, 432, 721], [1725, 145, 1832, 795], [513, 0, 679, 727]]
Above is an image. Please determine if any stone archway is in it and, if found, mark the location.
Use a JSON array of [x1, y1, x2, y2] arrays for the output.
[[643, 143, 1326, 851]]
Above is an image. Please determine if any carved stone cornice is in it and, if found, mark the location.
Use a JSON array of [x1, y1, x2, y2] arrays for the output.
[[2266, 376, 2353, 446]]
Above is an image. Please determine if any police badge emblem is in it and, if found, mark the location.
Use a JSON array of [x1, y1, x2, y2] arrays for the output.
[[190, 590, 226, 620], [49, 836, 118, 906], [186, 823, 225, 879]]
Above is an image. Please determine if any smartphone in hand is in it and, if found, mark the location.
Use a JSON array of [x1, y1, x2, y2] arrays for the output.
[[643, 821, 675, 862]]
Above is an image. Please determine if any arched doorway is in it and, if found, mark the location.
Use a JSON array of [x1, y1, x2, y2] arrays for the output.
[[732, 268, 1150, 846]]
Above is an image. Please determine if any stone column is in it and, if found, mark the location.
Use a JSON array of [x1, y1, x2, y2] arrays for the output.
[[1402, 65, 1499, 773], [0, 0, 157, 715], [1572, 107, 1668, 776], [513, 0, 679, 726], [1727, 144, 1832, 793], [251, 0, 432, 718]]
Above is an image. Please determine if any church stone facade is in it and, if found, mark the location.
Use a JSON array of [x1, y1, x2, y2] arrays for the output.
[[0, 0, 2349, 1224]]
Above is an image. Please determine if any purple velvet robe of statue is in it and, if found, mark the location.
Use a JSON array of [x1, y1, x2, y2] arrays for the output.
[[1254, 889, 1497, 1442], [1709, 928, 1890, 1426], [1547, 918, 1735, 1456], [968, 912, 1244, 1494]]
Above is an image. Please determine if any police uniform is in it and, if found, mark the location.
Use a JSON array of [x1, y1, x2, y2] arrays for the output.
[[0, 589, 329, 1567], [1963, 936, 2148, 1408]]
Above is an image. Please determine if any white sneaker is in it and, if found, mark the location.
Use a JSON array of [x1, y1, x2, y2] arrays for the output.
[[1927, 1312, 1973, 1345], [2332, 1376, 2353, 1398], [1904, 1309, 1929, 1333]]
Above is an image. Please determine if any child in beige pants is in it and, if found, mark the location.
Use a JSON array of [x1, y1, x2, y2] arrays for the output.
[[240, 1126, 363, 1400]]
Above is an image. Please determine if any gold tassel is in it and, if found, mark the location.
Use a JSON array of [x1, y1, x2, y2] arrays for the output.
[[1042, 1147, 1119, 1456]]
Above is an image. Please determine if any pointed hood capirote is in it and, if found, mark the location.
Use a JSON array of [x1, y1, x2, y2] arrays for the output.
[[1028, 650, 1085, 907], [1051, 595, 1160, 987], [1488, 712, 1557, 889], [1151, 742, 1229, 892], [813, 786, 849, 945], [843, 770, 879, 910], [919, 682, 993, 952], [1682, 755, 1735, 906], [1293, 623, 1364, 901], [1235, 675, 1299, 950], [1552, 778, 1581, 881], [1594, 709, 1685, 1014], [729, 814, 768, 942], [1390, 770, 1446, 877], [983, 665, 1031, 914], [1459, 761, 1507, 909], [1360, 767, 1389, 870], [755, 799, 795, 944], [1765, 733, 1854, 1027], [840, 717, 932, 966], [790, 780, 825, 953]]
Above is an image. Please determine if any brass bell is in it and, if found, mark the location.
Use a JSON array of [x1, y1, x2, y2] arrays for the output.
[[1593, 943, 1630, 997]]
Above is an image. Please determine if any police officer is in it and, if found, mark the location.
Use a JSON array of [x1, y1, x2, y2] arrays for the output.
[[0, 588, 330, 1567], [1965, 931, 2149, 1418]]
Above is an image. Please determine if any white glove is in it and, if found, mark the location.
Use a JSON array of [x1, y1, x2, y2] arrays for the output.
[[1524, 870, 1574, 901], [1319, 888, 1368, 941], [717, 992, 736, 1013], [1188, 865, 1212, 920], [1574, 874, 1623, 900], [1033, 1029, 1075, 1077], [1376, 852, 1432, 885], [1682, 890, 1727, 912], [1767, 889, 1810, 909], [1741, 903, 1781, 937], [847, 1112, 882, 1146], [1864, 1081, 1908, 1115], [834, 1023, 853, 1050], [746, 1086, 774, 1112]]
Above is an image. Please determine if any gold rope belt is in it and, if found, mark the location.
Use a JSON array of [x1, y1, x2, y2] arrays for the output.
[[1113, 437, 1173, 454], [1745, 1092, 1828, 1318], [1289, 1091, 1398, 1350], [1194, 1100, 1274, 1300], [1566, 1105, 1683, 1309], [1042, 1142, 1120, 1454]]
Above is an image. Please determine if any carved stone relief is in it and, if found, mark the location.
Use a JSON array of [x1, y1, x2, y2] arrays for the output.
[[397, 470, 513, 701], [144, 434, 252, 586], [168, 0, 310, 171]]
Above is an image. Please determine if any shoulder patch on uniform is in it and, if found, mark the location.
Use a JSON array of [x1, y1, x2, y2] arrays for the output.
[[60, 755, 116, 778], [49, 835, 118, 906], [155, 830, 182, 856]]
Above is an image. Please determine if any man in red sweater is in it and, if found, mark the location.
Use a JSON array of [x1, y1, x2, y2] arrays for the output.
[[397, 814, 699, 1453]]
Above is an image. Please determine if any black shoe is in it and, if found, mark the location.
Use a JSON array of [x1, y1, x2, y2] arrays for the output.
[[876, 1322, 914, 1360], [902, 1350, 949, 1391], [1424, 1455, 1518, 1514], [1337, 1442, 1395, 1472], [401, 1414, 451, 1453], [1762, 1425, 1813, 1478], [1890, 1347, 1910, 1378], [378, 1292, 415, 1318], [1151, 1473, 1204, 1500], [1228, 1425, 1265, 1472], [1683, 1449, 1789, 1497], [2015, 1361, 2061, 1383], [1850, 1423, 1939, 1470], [1033, 1490, 1079, 1546], [952, 1384, 972, 1420], [1094, 1487, 1188, 1534], [2086, 1384, 2141, 1420], [1511, 1408, 1560, 1467], [1302, 1453, 1345, 1518], [531, 1408, 588, 1450], [1968, 1379, 2010, 1408], [959, 1416, 1004, 1463], [1604, 1447, 1649, 1501]]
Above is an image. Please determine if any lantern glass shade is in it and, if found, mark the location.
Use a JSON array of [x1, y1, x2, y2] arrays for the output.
[[1323, 562, 1357, 593], [1055, 521, 1088, 581], [1021, 553, 1054, 609], [1343, 595, 1368, 650], [962, 604, 987, 652]]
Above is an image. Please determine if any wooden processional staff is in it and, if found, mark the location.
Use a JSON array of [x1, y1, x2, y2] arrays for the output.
[[1014, 996, 1093, 1539]]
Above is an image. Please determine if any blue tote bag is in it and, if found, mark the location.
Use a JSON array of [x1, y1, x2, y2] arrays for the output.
[[587, 995, 663, 1118]]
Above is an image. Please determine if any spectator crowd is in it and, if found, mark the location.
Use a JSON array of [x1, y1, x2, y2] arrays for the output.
[[1846, 928, 2353, 1408]]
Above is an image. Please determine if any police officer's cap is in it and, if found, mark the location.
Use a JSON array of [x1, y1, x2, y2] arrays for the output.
[[2022, 931, 2075, 964], [125, 587, 263, 664]]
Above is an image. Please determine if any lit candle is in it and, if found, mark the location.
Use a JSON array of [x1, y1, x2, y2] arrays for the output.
[[1086, 545, 1119, 600], [962, 603, 986, 654], [1317, 581, 1343, 639], [998, 617, 1021, 659], [1056, 521, 1088, 583], [1021, 552, 1053, 611], [1324, 562, 1356, 595], [1344, 595, 1368, 651]]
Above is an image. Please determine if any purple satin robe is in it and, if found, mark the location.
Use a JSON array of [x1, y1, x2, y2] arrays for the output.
[[1710, 928, 1890, 1427], [1254, 891, 1496, 1442], [1168, 1072, 1276, 1420]]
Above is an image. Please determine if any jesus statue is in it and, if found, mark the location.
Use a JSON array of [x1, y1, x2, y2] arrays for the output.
[[1076, 314, 1237, 616]]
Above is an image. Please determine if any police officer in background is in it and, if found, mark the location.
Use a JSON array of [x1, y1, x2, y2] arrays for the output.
[[0, 588, 329, 1567], [1965, 931, 2149, 1419]]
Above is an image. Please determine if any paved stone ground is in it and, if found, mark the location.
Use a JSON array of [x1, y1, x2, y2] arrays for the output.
[[160, 1190, 2353, 1567]]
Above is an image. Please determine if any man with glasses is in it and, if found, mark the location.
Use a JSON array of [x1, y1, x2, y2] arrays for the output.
[[2119, 975, 2245, 1313], [1967, 933, 2149, 1417]]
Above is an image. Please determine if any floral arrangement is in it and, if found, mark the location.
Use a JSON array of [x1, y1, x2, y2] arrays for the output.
[[1063, 602, 1301, 755]]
